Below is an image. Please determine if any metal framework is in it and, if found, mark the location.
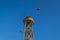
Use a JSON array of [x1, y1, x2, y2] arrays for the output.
[[23, 16, 34, 40]]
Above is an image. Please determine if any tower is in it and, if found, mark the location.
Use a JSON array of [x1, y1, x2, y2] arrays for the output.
[[23, 16, 34, 40]]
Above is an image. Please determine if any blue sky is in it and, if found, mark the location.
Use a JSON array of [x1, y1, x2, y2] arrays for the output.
[[0, 0, 60, 40]]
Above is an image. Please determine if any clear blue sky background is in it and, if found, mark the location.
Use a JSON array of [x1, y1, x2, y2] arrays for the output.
[[0, 0, 60, 40]]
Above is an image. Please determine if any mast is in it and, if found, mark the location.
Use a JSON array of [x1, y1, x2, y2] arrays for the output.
[[23, 16, 34, 40]]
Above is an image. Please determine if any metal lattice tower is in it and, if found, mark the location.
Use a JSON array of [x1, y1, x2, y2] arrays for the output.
[[23, 16, 34, 40]]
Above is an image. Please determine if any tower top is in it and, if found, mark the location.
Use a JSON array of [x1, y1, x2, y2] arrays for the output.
[[23, 16, 34, 27]]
